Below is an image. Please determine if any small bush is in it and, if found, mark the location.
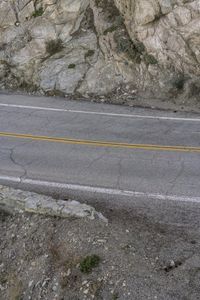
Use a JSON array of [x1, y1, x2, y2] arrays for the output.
[[173, 75, 186, 90], [115, 35, 141, 63], [19, 81, 38, 92], [112, 293, 119, 300], [80, 255, 100, 273], [46, 39, 64, 56], [104, 25, 118, 35], [85, 49, 95, 59], [68, 64, 76, 69], [32, 7, 44, 18], [134, 41, 145, 53], [143, 53, 158, 65]]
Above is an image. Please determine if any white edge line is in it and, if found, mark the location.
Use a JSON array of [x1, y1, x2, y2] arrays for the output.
[[0, 103, 200, 122], [0, 175, 200, 204]]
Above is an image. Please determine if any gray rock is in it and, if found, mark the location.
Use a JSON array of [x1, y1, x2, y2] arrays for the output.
[[0, 185, 108, 222], [0, 0, 199, 104]]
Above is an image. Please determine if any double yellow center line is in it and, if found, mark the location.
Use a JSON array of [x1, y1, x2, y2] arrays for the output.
[[0, 131, 200, 153]]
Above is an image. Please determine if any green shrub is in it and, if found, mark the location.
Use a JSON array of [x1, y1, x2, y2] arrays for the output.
[[80, 255, 100, 273], [112, 293, 119, 300], [173, 75, 186, 90], [32, 7, 44, 18], [46, 39, 64, 56], [68, 64, 76, 69], [104, 25, 118, 35], [115, 34, 141, 63], [143, 53, 158, 65], [85, 49, 95, 59]]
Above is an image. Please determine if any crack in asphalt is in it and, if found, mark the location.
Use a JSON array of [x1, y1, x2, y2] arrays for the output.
[[7, 141, 35, 185]]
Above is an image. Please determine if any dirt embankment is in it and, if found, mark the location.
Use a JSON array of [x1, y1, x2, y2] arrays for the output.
[[1, 187, 200, 300]]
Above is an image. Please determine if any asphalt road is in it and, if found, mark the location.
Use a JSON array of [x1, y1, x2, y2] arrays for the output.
[[0, 93, 200, 225]]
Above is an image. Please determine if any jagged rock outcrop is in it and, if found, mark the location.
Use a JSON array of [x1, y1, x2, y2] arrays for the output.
[[0, 0, 199, 106]]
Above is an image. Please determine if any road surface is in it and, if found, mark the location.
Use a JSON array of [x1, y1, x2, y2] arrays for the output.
[[0, 93, 200, 225]]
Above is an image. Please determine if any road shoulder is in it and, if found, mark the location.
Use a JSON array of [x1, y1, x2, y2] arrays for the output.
[[1, 186, 200, 300]]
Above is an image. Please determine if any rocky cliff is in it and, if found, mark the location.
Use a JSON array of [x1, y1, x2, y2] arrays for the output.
[[0, 0, 199, 107]]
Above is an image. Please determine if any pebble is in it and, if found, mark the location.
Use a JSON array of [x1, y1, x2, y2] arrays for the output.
[[0, 284, 5, 291], [52, 285, 57, 292], [28, 280, 34, 288], [97, 239, 107, 244], [83, 288, 89, 294], [170, 260, 175, 267]]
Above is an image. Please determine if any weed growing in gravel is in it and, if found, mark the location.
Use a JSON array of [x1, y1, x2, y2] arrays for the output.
[[80, 255, 100, 273]]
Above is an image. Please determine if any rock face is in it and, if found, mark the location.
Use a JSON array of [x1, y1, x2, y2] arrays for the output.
[[0, 0, 199, 105]]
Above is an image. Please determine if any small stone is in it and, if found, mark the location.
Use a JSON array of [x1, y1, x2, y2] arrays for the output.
[[29, 280, 34, 288], [97, 239, 107, 243], [170, 260, 175, 267], [0, 284, 5, 291], [52, 285, 57, 292]]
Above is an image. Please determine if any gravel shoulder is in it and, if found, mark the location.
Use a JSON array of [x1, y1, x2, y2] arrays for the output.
[[1, 199, 200, 300]]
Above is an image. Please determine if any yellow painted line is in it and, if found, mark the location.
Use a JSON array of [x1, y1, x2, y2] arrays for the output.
[[0, 131, 200, 153]]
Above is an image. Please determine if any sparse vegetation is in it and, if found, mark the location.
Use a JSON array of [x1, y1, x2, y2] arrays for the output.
[[0, 272, 7, 285], [114, 30, 158, 65], [143, 53, 158, 65], [114, 32, 141, 63], [80, 255, 100, 273], [32, 7, 44, 18], [173, 74, 186, 90], [104, 25, 118, 35], [112, 293, 119, 300], [95, 0, 121, 21], [19, 81, 38, 92], [45, 90, 65, 97], [45, 39, 64, 56], [68, 63, 76, 69], [85, 49, 95, 59]]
